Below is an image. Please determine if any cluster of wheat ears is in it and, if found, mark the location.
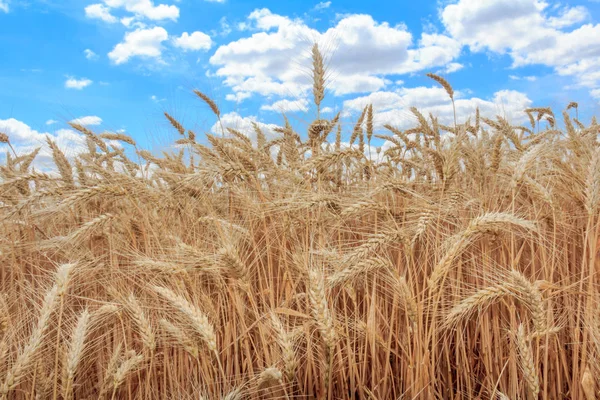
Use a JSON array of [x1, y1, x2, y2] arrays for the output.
[[1, 44, 600, 399]]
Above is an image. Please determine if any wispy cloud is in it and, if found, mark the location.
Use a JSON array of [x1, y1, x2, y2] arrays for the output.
[[313, 1, 331, 11], [509, 75, 537, 82], [84, 49, 99, 60]]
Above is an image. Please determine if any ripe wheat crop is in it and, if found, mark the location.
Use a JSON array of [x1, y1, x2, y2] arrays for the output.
[[1, 44, 600, 399]]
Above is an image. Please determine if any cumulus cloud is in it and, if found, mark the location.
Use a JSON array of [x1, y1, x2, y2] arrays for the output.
[[0, 118, 88, 169], [225, 92, 252, 102], [69, 116, 103, 126], [173, 31, 212, 51], [46, 119, 58, 125], [65, 77, 93, 90], [209, 9, 461, 101], [261, 98, 309, 113], [343, 86, 532, 130], [85, 4, 118, 23], [441, 0, 600, 95], [210, 112, 279, 142], [108, 27, 168, 64], [547, 6, 588, 29], [103, 0, 179, 21]]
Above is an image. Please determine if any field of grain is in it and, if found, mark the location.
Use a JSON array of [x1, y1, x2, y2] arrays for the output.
[[1, 45, 600, 399]]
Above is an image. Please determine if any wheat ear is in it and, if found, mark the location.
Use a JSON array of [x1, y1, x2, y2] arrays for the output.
[[270, 312, 297, 381], [585, 147, 600, 216], [514, 324, 540, 399], [581, 364, 596, 400], [445, 285, 508, 328], [429, 213, 537, 288], [124, 293, 156, 354], [312, 43, 325, 110], [307, 269, 336, 394], [111, 351, 144, 400], [1, 263, 75, 398], [62, 309, 91, 400], [159, 319, 199, 358], [152, 285, 217, 353]]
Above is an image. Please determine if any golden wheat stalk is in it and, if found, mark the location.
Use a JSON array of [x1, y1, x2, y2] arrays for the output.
[[159, 319, 199, 358], [270, 312, 297, 381], [1, 263, 75, 398], [152, 285, 217, 353], [312, 43, 325, 110], [193, 90, 220, 117], [429, 213, 537, 288], [62, 309, 91, 400], [124, 293, 156, 354], [514, 324, 540, 398]]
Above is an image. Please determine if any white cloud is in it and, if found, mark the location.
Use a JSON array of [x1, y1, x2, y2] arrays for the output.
[[65, 77, 93, 90], [84, 49, 98, 60], [0, 119, 88, 169], [225, 92, 252, 102], [329, 75, 389, 96], [218, 17, 232, 36], [441, 0, 600, 91], [591, 89, 600, 99], [121, 17, 135, 26], [442, 62, 464, 73], [247, 8, 294, 30], [509, 75, 537, 81], [108, 27, 168, 64], [0, 1, 8, 13], [313, 1, 331, 11], [103, 0, 179, 21], [261, 98, 309, 113], [321, 106, 334, 113], [210, 9, 461, 101], [46, 119, 58, 125], [210, 112, 279, 142], [547, 6, 588, 29], [173, 31, 212, 51], [343, 86, 532, 130], [150, 95, 165, 102], [69, 116, 103, 126], [85, 4, 118, 23]]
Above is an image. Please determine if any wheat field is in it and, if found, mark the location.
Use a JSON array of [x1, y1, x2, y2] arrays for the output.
[[1, 44, 600, 399]]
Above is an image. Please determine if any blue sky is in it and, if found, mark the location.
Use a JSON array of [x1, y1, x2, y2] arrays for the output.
[[1, 0, 600, 164]]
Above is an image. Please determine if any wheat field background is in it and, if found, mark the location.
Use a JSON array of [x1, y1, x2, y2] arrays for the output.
[[1, 44, 600, 399]]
